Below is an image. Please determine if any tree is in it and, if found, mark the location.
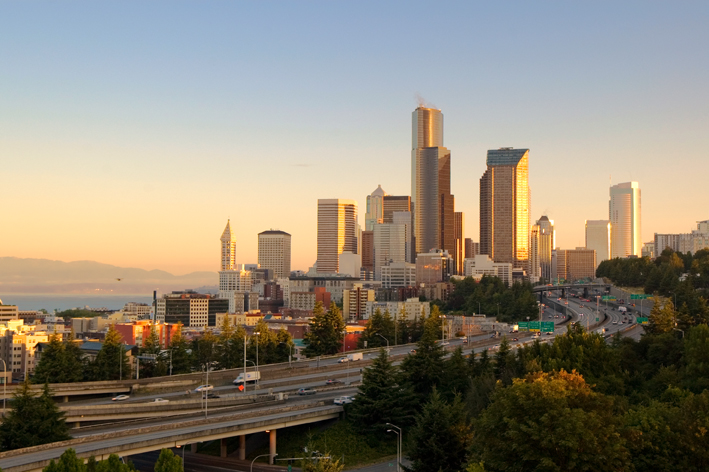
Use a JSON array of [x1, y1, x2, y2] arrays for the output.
[[406, 389, 472, 472], [90, 325, 129, 381], [349, 349, 416, 436], [64, 330, 86, 382], [357, 309, 395, 349], [470, 370, 630, 472], [33, 334, 67, 384], [192, 329, 218, 371], [43, 448, 85, 472], [217, 316, 242, 370], [647, 297, 677, 335], [301, 451, 343, 472], [139, 323, 165, 378], [683, 324, 709, 393], [153, 448, 183, 472], [167, 323, 192, 375], [440, 347, 470, 400], [399, 307, 446, 404], [303, 302, 345, 357], [0, 382, 70, 451]]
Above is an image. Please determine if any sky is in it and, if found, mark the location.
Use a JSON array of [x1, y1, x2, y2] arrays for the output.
[[2, 1, 708, 275]]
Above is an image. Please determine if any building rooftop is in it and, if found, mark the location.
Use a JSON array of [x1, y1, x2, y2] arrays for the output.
[[486, 148, 529, 166], [258, 229, 291, 236]]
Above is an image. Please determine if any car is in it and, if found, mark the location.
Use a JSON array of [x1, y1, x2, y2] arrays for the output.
[[548, 315, 553, 318], [613, 321, 618, 325], [334, 396, 354, 405], [458, 336, 466, 340], [194, 384, 214, 393], [512, 337, 519, 342], [112, 395, 130, 401], [554, 315, 559, 318], [410, 349, 417, 354], [440, 341, 449, 346], [297, 388, 316, 395], [206, 393, 221, 399], [337, 357, 349, 363], [152, 398, 169, 403], [325, 379, 343, 385], [462, 338, 469, 344], [546, 331, 553, 335]]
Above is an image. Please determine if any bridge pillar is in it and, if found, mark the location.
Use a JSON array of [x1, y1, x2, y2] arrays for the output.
[[238, 435, 246, 460], [191, 443, 198, 453], [561, 288, 565, 299], [63, 396, 69, 403], [269, 429, 277, 464], [220, 438, 228, 458]]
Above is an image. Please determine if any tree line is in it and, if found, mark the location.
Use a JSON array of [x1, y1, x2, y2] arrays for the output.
[[33, 317, 294, 383], [347, 302, 709, 471]]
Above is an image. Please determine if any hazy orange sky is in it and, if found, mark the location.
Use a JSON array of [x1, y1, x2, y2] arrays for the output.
[[2, 2, 708, 275]]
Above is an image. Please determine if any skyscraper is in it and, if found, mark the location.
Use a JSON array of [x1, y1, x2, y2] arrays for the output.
[[373, 222, 407, 281], [411, 107, 454, 257], [317, 199, 358, 273], [220, 220, 236, 271], [258, 230, 291, 279], [454, 212, 465, 275], [479, 148, 531, 270], [609, 182, 641, 258], [585, 220, 611, 268], [536, 216, 555, 280], [365, 185, 387, 231], [382, 195, 411, 224]]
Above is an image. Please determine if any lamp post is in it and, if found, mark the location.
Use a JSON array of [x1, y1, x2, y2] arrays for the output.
[[0, 359, 6, 417], [387, 429, 401, 472], [386, 423, 402, 472], [254, 331, 261, 377], [279, 342, 293, 368], [251, 453, 277, 472], [441, 315, 446, 341], [375, 333, 389, 351]]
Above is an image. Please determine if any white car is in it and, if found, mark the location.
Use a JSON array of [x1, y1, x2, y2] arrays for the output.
[[152, 398, 170, 403], [194, 384, 214, 392], [334, 396, 354, 405], [338, 357, 349, 363], [112, 394, 130, 401]]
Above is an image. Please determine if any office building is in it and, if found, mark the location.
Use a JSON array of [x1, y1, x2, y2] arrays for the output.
[[290, 287, 331, 312], [317, 199, 358, 273], [380, 262, 417, 288], [338, 251, 361, 278], [552, 248, 597, 282], [365, 185, 387, 231], [373, 222, 408, 281], [609, 182, 641, 258], [654, 220, 709, 256], [0, 303, 19, 323], [642, 242, 655, 259], [343, 285, 376, 321], [393, 211, 414, 263], [411, 107, 454, 257], [289, 273, 360, 303], [463, 255, 513, 287], [464, 238, 480, 259], [114, 321, 180, 349], [415, 249, 452, 285], [155, 291, 229, 328], [258, 230, 291, 279], [383, 195, 412, 224], [530, 216, 555, 280], [480, 148, 531, 270], [365, 298, 430, 322], [0, 319, 48, 380], [360, 230, 374, 277], [454, 212, 465, 275], [585, 220, 611, 268]]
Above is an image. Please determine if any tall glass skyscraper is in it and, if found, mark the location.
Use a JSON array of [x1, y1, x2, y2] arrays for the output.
[[317, 199, 358, 273], [411, 107, 454, 257], [479, 148, 531, 270], [609, 182, 641, 258]]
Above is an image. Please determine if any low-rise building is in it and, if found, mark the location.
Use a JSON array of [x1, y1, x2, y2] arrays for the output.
[[0, 319, 48, 380], [114, 321, 180, 349], [463, 255, 513, 286], [416, 250, 453, 285], [155, 291, 229, 328], [381, 262, 416, 288], [343, 285, 376, 321], [364, 298, 430, 321]]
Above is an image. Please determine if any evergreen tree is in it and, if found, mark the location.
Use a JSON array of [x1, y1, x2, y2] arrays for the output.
[[399, 307, 446, 404], [396, 309, 411, 344], [153, 448, 183, 472], [647, 297, 677, 335], [90, 325, 129, 381], [349, 349, 416, 436], [217, 316, 242, 369], [440, 347, 470, 400], [357, 309, 395, 349], [167, 323, 192, 375], [303, 302, 345, 357], [139, 323, 163, 378], [683, 324, 709, 393], [406, 389, 472, 472], [0, 382, 70, 451], [493, 336, 513, 382], [64, 330, 86, 382], [43, 448, 85, 472], [33, 334, 66, 384], [192, 329, 218, 371]]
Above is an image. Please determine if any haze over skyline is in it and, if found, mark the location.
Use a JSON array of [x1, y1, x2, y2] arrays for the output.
[[2, 2, 708, 274]]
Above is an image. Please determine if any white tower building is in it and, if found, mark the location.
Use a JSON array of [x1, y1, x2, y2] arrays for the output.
[[609, 182, 641, 258]]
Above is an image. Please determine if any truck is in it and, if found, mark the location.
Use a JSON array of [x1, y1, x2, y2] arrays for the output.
[[618, 306, 628, 313], [233, 371, 261, 386], [338, 352, 363, 363]]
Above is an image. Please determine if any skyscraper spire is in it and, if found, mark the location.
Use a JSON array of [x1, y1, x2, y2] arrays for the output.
[[220, 219, 236, 271]]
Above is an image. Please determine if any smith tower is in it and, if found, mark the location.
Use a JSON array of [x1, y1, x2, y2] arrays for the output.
[[411, 106, 454, 257]]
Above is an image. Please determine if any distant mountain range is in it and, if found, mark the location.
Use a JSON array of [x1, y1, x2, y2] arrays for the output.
[[0, 257, 218, 295]]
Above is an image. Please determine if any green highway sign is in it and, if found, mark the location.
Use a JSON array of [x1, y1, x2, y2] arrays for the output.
[[630, 294, 651, 300], [529, 321, 541, 332], [541, 321, 555, 333], [518, 321, 529, 331], [637, 317, 649, 324], [602, 296, 617, 301]]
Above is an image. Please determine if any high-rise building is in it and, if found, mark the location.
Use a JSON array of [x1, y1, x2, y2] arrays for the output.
[[454, 212, 465, 275], [463, 255, 513, 287], [609, 182, 641, 258], [552, 248, 597, 282], [464, 238, 479, 259], [383, 195, 411, 224], [258, 230, 291, 279], [365, 185, 387, 231], [585, 220, 611, 268], [534, 216, 555, 280], [360, 230, 374, 278], [415, 249, 452, 285], [480, 148, 531, 270], [317, 199, 358, 273], [411, 107, 454, 257], [393, 211, 414, 263], [530, 225, 540, 280], [373, 222, 408, 281], [220, 220, 236, 271]]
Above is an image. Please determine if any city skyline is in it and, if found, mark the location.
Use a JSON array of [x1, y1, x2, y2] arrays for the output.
[[2, 2, 708, 274]]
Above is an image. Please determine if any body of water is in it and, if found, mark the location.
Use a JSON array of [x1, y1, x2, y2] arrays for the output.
[[0, 294, 154, 312]]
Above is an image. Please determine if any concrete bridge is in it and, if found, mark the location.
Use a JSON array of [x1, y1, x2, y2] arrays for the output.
[[0, 401, 342, 472]]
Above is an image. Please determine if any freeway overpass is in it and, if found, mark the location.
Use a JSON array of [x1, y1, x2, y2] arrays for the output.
[[0, 401, 342, 472]]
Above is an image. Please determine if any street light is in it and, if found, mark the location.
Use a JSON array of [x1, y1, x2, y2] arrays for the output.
[[375, 333, 389, 351], [387, 429, 401, 472], [278, 342, 293, 368], [441, 315, 446, 341], [386, 423, 402, 472], [254, 332, 261, 377], [251, 453, 277, 472]]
